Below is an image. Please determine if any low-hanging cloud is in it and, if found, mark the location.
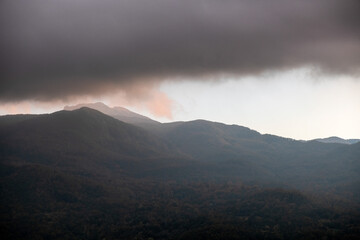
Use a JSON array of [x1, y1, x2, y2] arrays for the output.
[[1, 0, 360, 102]]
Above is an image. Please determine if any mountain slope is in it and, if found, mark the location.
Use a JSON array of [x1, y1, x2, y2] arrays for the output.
[[1, 108, 359, 239], [1, 108, 359, 192], [0, 108, 185, 177], [151, 120, 360, 192]]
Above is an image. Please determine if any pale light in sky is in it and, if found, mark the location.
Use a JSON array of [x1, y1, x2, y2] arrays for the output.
[[155, 68, 360, 140], [1, 68, 359, 140], [2, 1, 360, 141]]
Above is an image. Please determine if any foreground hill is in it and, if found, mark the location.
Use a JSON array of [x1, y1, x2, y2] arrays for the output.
[[0, 108, 187, 177], [2, 167, 359, 240], [1, 108, 359, 239]]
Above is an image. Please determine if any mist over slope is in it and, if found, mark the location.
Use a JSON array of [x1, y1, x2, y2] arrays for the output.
[[64, 102, 160, 129]]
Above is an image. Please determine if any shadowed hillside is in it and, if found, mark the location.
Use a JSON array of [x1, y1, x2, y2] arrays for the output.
[[150, 120, 360, 194], [0, 108, 187, 177], [1, 108, 359, 239]]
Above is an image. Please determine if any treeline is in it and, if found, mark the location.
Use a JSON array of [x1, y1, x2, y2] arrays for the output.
[[1, 164, 359, 240]]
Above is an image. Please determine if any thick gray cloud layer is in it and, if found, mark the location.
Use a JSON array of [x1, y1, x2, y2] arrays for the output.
[[1, 0, 360, 101]]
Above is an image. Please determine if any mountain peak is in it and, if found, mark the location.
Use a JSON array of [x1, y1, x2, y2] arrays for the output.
[[64, 102, 160, 126], [64, 102, 120, 116]]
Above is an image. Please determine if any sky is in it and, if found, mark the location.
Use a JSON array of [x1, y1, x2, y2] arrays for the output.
[[1, 0, 360, 140]]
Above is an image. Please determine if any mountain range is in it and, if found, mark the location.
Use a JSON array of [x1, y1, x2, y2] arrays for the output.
[[1, 103, 359, 239], [64, 102, 360, 145]]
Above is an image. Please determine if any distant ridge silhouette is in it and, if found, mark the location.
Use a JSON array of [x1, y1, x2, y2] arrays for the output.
[[64, 102, 160, 127], [314, 136, 360, 145]]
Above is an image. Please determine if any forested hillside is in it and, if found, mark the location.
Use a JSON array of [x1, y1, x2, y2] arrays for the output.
[[1, 108, 359, 239]]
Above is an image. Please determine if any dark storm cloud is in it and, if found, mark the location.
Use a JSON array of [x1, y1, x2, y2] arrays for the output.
[[1, 0, 359, 101]]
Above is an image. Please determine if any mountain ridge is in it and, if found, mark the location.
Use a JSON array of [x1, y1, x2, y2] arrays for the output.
[[314, 136, 360, 145], [63, 102, 359, 144], [2, 106, 359, 191]]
